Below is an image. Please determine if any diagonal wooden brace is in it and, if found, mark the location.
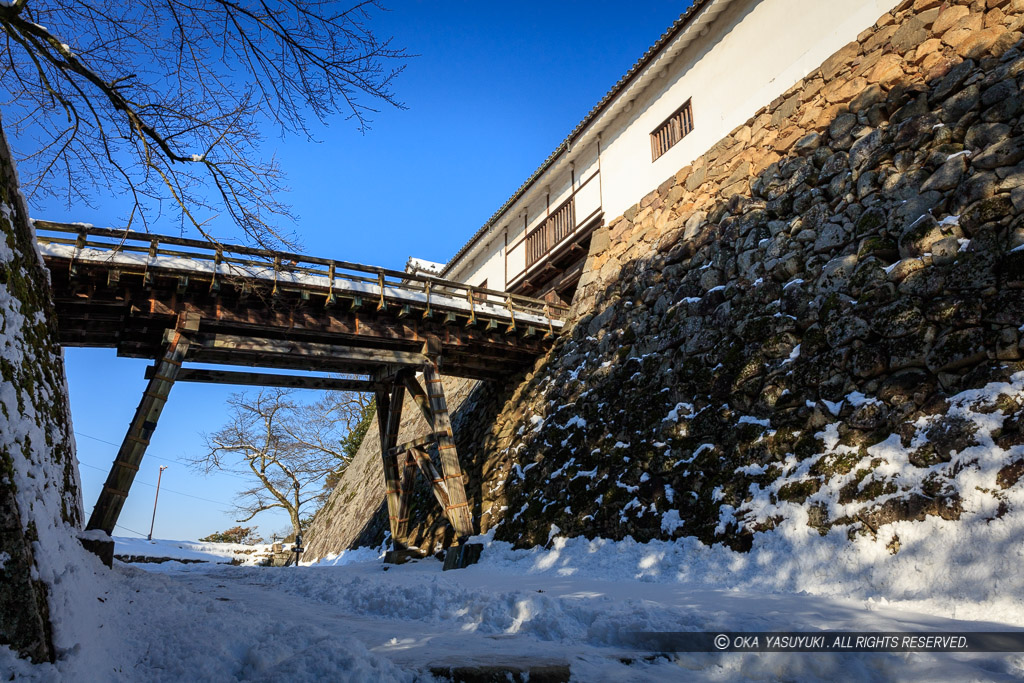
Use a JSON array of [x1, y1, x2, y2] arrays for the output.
[[86, 312, 199, 534], [400, 368, 435, 428], [410, 447, 452, 523], [422, 340, 474, 541]]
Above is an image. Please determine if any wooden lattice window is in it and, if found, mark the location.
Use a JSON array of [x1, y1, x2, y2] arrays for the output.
[[650, 100, 694, 161], [526, 196, 576, 268]]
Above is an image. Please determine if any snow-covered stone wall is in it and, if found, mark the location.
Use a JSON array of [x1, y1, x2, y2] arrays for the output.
[[486, 0, 1024, 548], [0, 120, 81, 662], [310, 0, 1024, 573]]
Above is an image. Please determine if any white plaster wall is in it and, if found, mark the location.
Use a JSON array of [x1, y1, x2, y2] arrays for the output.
[[600, 0, 897, 220], [452, 145, 600, 287], [448, 0, 898, 289], [460, 233, 506, 290]]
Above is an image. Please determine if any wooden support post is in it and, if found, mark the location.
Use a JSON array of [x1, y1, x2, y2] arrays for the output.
[[375, 380, 407, 548], [377, 272, 388, 311], [394, 452, 417, 542], [325, 263, 336, 307], [86, 313, 199, 534], [422, 339, 474, 541]]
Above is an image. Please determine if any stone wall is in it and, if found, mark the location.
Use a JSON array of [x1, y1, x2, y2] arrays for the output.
[[0, 119, 80, 662], [309, 0, 1024, 556]]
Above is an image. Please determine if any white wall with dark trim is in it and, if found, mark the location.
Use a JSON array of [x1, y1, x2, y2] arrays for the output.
[[448, 0, 899, 290]]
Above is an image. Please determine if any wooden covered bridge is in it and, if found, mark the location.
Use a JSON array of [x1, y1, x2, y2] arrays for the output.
[[35, 221, 565, 564]]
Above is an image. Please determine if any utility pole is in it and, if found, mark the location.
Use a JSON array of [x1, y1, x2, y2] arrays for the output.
[[147, 465, 168, 541]]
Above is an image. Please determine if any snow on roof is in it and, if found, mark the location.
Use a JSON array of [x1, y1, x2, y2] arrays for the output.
[[405, 257, 445, 275]]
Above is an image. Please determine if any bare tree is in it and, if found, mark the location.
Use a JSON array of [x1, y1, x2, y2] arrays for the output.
[[193, 388, 371, 538], [0, 0, 406, 247]]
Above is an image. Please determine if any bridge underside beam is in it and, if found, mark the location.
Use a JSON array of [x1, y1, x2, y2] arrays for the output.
[[143, 367, 381, 392]]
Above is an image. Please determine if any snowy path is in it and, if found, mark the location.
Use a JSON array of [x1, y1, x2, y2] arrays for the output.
[[140, 557, 1024, 681], [5, 535, 1024, 681]]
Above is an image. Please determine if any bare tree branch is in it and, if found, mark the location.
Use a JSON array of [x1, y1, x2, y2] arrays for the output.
[[0, 0, 407, 247]]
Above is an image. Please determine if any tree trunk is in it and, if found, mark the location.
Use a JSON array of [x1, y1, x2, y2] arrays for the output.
[[0, 116, 81, 663], [290, 507, 302, 543]]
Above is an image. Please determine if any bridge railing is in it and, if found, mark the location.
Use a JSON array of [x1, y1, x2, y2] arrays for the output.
[[34, 221, 568, 328]]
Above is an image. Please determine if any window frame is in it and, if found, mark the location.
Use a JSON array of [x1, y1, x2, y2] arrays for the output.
[[650, 99, 694, 162]]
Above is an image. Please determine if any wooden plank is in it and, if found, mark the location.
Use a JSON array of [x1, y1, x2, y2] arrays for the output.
[[44, 255, 564, 327], [86, 315, 194, 534], [50, 279, 557, 358], [395, 452, 417, 542], [36, 221, 565, 317], [143, 366, 378, 392]]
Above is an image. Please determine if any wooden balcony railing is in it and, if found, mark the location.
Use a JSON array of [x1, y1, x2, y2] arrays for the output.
[[526, 196, 576, 268]]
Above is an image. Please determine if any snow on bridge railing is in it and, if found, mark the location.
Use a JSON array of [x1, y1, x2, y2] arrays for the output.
[[34, 221, 568, 330]]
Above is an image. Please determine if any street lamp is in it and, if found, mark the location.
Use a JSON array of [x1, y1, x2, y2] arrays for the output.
[[147, 465, 168, 541]]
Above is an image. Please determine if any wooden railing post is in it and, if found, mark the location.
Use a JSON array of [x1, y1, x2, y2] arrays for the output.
[[86, 313, 200, 534]]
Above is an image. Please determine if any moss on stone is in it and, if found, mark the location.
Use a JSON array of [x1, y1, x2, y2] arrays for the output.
[[777, 478, 821, 503]]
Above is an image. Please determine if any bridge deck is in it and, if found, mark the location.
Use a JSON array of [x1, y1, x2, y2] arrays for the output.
[[36, 221, 566, 381]]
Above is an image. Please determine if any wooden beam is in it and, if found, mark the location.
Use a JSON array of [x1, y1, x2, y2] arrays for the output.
[[400, 370, 435, 428], [192, 333, 428, 366], [376, 379, 408, 549], [395, 452, 417, 542], [143, 366, 378, 392], [422, 350, 474, 541], [86, 313, 197, 534], [388, 431, 445, 457], [410, 447, 450, 514]]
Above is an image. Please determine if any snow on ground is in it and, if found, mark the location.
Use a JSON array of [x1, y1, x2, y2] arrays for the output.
[[112, 537, 272, 565], [3, 530, 1024, 681]]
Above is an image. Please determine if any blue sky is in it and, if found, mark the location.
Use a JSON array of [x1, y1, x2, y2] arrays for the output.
[[31, 2, 691, 541]]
